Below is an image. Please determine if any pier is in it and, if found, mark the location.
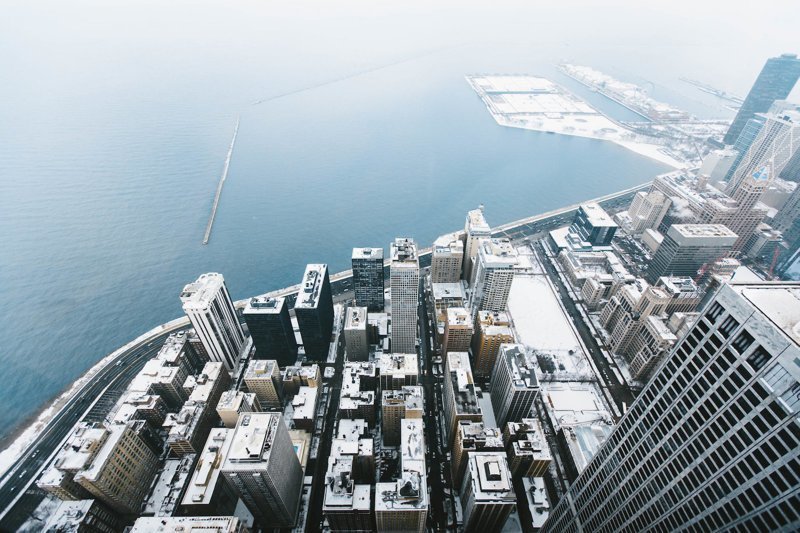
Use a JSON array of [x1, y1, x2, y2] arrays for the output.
[[202, 116, 240, 245]]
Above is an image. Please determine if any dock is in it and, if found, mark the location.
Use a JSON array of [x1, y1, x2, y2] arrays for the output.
[[202, 116, 240, 245]]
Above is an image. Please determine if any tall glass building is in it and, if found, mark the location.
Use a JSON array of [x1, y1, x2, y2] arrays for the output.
[[544, 281, 800, 532]]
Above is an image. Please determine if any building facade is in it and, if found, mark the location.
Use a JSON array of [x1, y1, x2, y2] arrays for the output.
[[352, 247, 385, 312], [294, 264, 334, 361], [243, 295, 297, 366], [389, 238, 420, 354]]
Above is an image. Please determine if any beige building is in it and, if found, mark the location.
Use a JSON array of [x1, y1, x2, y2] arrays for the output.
[[344, 306, 370, 361], [282, 364, 321, 397], [243, 359, 283, 408], [471, 311, 514, 380], [381, 385, 423, 446], [216, 390, 260, 428], [452, 421, 504, 488], [377, 353, 418, 390], [443, 307, 473, 354], [431, 232, 464, 283], [503, 418, 552, 479], [443, 352, 483, 447]]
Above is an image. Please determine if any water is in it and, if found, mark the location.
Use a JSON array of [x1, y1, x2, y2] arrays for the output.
[[1, 0, 798, 443]]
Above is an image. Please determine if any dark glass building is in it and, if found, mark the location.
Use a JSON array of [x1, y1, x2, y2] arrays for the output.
[[352, 247, 385, 312], [243, 295, 298, 367], [723, 53, 800, 145], [570, 203, 618, 247], [294, 264, 334, 361]]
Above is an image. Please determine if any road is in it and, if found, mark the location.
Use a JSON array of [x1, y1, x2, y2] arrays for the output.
[[0, 326, 187, 531]]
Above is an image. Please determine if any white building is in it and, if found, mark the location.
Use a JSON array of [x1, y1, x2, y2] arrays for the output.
[[464, 206, 492, 283], [377, 352, 419, 390], [469, 238, 518, 315], [431, 232, 465, 283], [390, 238, 420, 353]]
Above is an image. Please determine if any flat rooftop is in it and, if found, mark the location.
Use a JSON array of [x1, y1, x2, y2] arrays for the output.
[[245, 359, 278, 379], [668, 223, 738, 245], [344, 306, 368, 330], [292, 386, 318, 423], [729, 282, 800, 346], [447, 307, 471, 326], [432, 282, 466, 300], [390, 238, 418, 263], [352, 247, 384, 260], [224, 412, 281, 466], [378, 353, 418, 376], [156, 331, 190, 364], [470, 452, 514, 499], [295, 264, 328, 308], [479, 238, 519, 265], [182, 428, 233, 507], [433, 232, 464, 253], [188, 362, 225, 403], [180, 272, 225, 309], [466, 207, 491, 233], [244, 295, 286, 314], [579, 202, 616, 227]]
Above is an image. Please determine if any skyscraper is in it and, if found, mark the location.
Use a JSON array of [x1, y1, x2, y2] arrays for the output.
[[723, 53, 800, 144], [460, 452, 516, 533], [180, 272, 246, 371], [294, 264, 334, 361], [468, 238, 518, 316], [471, 311, 515, 381], [352, 247, 385, 312], [544, 281, 800, 532], [221, 413, 303, 528], [344, 306, 369, 361], [443, 352, 483, 447], [390, 238, 420, 353], [490, 344, 540, 428], [646, 224, 737, 283], [443, 307, 473, 354], [570, 202, 618, 246], [464, 206, 492, 283], [431, 232, 464, 283], [243, 295, 297, 366]]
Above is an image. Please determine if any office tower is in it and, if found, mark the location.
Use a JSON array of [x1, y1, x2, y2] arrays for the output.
[[217, 390, 260, 428], [157, 330, 205, 375], [468, 238, 518, 315], [443, 352, 482, 447], [352, 247, 385, 312], [375, 420, 428, 533], [646, 224, 737, 283], [471, 311, 514, 381], [243, 295, 297, 366], [726, 108, 800, 195], [291, 386, 318, 431], [221, 413, 303, 528], [724, 114, 768, 183], [443, 307, 473, 354], [180, 273, 246, 371], [626, 315, 678, 381], [323, 454, 374, 532], [570, 203, 618, 246], [600, 285, 672, 355], [294, 264, 334, 361], [544, 281, 800, 532], [723, 53, 800, 144], [344, 306, 369, 361], [377, 353, 419, 390], [131, 517, 247, 532], [242, 359, 282, 408], [333, 418, 375, 485], [452, 421, 504, 489], [431, 232, 464, 283], [43, 500, 124, 533], [781, 140, 800, 181], [700, 148, 738, 188], [490, 344, 540, 428], [503, 418, 552, 479], [340, 362, 377, 427], [460, 452, 516, 533], [464, 206, 492, 283], [381, 386, 423, 446], [281, 364, 320, 398], [389, 238, 420, 353], [626, 190, 671, 234], [129, 359, 188, 410], [181, 428, 238, 516], [656, 276, 704, 314]]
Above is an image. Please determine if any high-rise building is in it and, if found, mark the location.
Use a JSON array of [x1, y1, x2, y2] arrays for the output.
[[460, 452, 516, 533], [389, 238, 420, 354], [443, 352, 483, 447], [626, 190, 671, 234], [490, 344, 540, 428], [323, 455, 374, 532], [181, 428, 238, 516], [243, 358, 283, 408], [723, 53, 800, 144], [156, 330, 205, 375], [464, 206, 492, 283], [431, 232, 464, 283], [180, 273, 246, 371], [243, 295, 297, 366], [471, 311, 515, 381], [221, 413, 303, 528], [443, 307, 474, 354], [281, 364, 321, 397], [216, 390, 260, 428], [773, 184, 800, 271], [381, 386, 423, 446], [294, 264, 334, 361], [377, 353, 419, 390], [344, 306, 369, 361], [503, 418, 552, 479], [131, 517, 247, 532], [600, 285, 672, 355], [339, 362, 378, 427], [646, 224, 738, 283], [570, 203, 618, 246], [43, 499, 123, 533], [352, 247, 385, 312], [452, 421, 504, 489], [544, 281, 800, 532], [724, 114, 768, 184], [468, 238, 518, 315]]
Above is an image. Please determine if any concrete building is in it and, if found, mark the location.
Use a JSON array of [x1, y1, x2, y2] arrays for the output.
[[523, 477, 551, 532], [291, 386, 318, 432], [281, 363, 320, 397], [544, 281, 800, 532], [340, 362, 377, 426], [724, 53, 800, 144], [344, 306, 369, 361], [503, 418, 552, 479], [431, 232, 464, 283], [443, 352, 483, 447], [626, 190, 671, 234], [352, 247, 385, 312], [180, 272, 246, 371], [641, 228, 663, 254], [141, 455, 195, 517], [656, 276, 704, 314], [700, 148, 738, 189], [111, 392, 169, 431], [243, 358, 283, 408], [460, 452, 516, 533], [216, 390, 260, 428], [294, 264, 334, 361], [557, 249, 635, 310], [600, 284, 672, 356], [243, 295, 297, 366], [389, 238, 420, 354], [181, 428, 238, 517], [443, 306, 473, 354], [377, 353, 419, 390], [164, 401, 214, 457], [42, 499, 124, 533], [156, 330, 205, 376], [490, 344, 540, 428], [130, 516, 247, 532], [646, 224, 738, 283], [471, 311, 515, 381], [128, 359, 189, 410], [464, 206, 492, 283], [705, 165, 773, 251], [381, 385, 423, 446], [332, 419, 375, 485], [323, 455, 373, 532], [431, 282, 467, 342], [221, 413, 303, 528], [627, 315, 678, 381], [469, 238, 518, 315], [571, 202, 618, 246], [452, 421, 504, 489]]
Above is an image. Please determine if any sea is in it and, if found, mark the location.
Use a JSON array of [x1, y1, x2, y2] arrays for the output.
[[1, 0, 797, 444]]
